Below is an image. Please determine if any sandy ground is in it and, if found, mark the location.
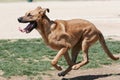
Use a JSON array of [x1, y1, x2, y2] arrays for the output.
[[0, 1, 120, 80], [44, 63, 120, 80]]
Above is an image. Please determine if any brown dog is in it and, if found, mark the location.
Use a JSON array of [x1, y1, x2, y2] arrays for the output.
[[18, 7, 119, 76]]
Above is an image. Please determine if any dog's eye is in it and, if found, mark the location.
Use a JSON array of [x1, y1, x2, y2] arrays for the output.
[[27, 13, 32, 17]]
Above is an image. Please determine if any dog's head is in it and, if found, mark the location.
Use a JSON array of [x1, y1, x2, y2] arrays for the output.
[[18, 6, 49, 33]]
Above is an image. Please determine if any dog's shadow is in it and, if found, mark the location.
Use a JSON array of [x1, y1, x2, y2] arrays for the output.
[[62, 73, 120, 80]]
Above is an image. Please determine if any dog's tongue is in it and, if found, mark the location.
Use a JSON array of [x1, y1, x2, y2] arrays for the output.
[[18, 22, 36, 33], [19, 27, 25, 33]]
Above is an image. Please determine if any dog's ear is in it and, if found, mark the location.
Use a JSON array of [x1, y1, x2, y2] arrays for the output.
[[36, 6, 42, 10], [43, 8, 50, 13], [40, 8, 50, 15], [46, 8, 50, 13]]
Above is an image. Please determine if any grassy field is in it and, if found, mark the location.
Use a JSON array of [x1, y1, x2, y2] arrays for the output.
[[0, 39, 120, 78]]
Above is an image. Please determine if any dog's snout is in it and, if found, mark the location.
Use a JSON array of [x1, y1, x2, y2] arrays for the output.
[[18, 17, 23, 22]]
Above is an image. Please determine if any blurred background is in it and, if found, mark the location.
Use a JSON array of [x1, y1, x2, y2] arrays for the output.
[[0, 0, 120, 39]]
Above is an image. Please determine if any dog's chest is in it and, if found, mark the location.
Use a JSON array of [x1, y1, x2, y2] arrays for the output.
[[47, 31, 71, 50]]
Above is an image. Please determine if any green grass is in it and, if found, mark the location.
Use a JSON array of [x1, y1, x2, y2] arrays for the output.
[[82, 40, 120, 69], [0, 39, 56, 77], [0, 39, 120, 77]]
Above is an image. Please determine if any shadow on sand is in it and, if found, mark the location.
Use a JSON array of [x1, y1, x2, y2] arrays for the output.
[[62, 73, 120, 80]]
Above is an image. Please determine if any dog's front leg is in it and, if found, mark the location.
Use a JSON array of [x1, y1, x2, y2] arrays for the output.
[[58, 47, 80, 77], [57, 52, 74, 76], [58, 52, 73, 77], [51, 47, 68, 71]]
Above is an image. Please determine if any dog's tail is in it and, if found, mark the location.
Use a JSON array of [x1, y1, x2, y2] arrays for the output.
[[98, 31, 119, 60]]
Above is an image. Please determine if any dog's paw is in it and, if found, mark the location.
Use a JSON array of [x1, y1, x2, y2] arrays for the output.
[[115, 56, 119, 60], [57, 65, 62, 71], [111, 55, 119, 61], [115, 57, 119, 60], [72, 64, 80, 70], [58, 71, 66, 77]]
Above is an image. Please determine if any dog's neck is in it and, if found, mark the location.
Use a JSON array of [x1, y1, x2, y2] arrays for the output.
[[36, 15, 55, 45]]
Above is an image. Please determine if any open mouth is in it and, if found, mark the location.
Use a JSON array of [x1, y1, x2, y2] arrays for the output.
[[19, 21, 37, 33]]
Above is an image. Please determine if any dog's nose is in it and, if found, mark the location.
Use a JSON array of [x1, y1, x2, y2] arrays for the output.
[[18, 17, 23, 22]]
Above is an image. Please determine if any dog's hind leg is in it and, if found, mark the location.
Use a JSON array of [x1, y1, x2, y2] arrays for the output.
[[72, 33, 98, 70], [71, 44, 82, 63], [72, 39, 90, 70], [72, 40, 89, 70]]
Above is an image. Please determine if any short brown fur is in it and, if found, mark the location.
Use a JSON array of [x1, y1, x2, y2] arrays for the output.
[[18, 7, 119, 76]]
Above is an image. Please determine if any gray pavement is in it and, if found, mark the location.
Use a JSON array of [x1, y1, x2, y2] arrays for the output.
[[0, 1, 120, 39]]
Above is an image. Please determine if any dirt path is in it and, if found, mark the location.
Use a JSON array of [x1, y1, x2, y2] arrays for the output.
[[39, 63, 120, 80], [41, 54, 120, 80], [0, 63, 119, 80]]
